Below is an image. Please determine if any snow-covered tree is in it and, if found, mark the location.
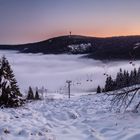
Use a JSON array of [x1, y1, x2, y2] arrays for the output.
[[0, 56, 23, 107]]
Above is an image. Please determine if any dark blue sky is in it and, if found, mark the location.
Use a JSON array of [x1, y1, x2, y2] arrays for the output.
[[0, 0, 140, 44]]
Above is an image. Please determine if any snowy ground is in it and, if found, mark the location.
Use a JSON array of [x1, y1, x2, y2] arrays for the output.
[[0, 94, 140, 140]]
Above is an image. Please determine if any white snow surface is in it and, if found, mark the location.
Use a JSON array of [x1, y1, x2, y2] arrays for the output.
[[0, 93, 140, 140], [68, 43, 91, 53], [134, 42, 140, 49]]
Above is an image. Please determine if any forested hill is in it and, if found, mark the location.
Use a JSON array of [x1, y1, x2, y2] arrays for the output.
[[1, 35, 140, 60]]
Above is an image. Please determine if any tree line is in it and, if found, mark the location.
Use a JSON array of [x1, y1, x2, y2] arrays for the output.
[[97, 68, 140, 93]]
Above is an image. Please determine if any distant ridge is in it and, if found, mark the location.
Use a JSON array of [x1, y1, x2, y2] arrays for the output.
[[1, 35, 140, 60]]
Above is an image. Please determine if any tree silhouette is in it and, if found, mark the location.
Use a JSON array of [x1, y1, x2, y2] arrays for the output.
[[27, 86, 34, 100], [35, 87, 40, 100], [102, 67, 140, 92], [105, 76, 114, 92], [97, 85, 101, 93]]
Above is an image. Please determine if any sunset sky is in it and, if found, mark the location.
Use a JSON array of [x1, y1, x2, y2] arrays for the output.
[[0, 0, 140, 44]]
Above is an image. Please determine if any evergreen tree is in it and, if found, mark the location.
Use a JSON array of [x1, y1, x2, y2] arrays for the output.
[[115, 68, 123, 89], [35, 87, 40, 100], [0, 56, 23, 107], [97, 85, 101, 93], [134, 68, 138, 84], [123, 70, 130, 87], [125, 71, 130, 86], [130, 69, 136, 85], [103, 67, 140, 92], [105, 76, 114, 92], [27, 86, 34, 100], [102, 88, 105, 92]]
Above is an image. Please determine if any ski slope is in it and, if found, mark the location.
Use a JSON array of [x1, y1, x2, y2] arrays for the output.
[[0, 93, 140, 140]]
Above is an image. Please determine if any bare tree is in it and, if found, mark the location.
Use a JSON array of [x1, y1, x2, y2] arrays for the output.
[[105, 85, 140, 112]]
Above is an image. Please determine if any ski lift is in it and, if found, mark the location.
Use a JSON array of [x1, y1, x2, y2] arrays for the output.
[[76, 82, 81, 85], [103, 73, 109, 77], [103, 64, 108, 77], [129, 61, 135, 67], [86, 74, 89, 82], [129, 51, 136, 67], [89, 74, 93, 82], [86, 74, 93, 82]]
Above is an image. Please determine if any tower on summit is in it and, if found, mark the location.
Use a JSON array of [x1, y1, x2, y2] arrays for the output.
[[69, 31, 72, 37]]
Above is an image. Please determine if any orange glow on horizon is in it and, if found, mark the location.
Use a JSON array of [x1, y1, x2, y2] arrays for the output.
[[14, 24, 140, 44]]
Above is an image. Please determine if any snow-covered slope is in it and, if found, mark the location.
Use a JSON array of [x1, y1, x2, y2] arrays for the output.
[[68, 43, 92, 53], [134, 42, 140, 49], [0, 93, 140, 140]]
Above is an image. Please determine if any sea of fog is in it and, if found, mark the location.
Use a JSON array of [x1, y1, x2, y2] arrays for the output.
[[0, 50, 140, 94]]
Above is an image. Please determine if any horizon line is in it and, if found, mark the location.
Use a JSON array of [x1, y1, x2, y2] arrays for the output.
[[1, 34, 140, 46]]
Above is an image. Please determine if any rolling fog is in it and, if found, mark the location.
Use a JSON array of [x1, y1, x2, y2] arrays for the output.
[[0, 50, 139, 94]]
